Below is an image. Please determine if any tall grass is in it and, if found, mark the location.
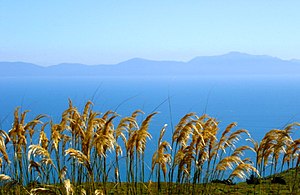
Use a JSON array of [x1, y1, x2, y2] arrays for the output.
[[0, 100, 299, 194]]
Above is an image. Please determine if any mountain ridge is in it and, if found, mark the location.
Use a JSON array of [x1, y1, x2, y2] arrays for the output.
[[1, 52, 300, 77]]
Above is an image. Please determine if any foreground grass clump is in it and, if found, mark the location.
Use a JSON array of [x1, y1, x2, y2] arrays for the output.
[[0, 100, 299, 194]]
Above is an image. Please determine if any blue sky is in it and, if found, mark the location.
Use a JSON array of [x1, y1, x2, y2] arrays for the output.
[[1, 1, 300, 66]]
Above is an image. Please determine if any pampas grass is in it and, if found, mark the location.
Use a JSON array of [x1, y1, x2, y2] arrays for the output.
[[0, 100, 299, 194]]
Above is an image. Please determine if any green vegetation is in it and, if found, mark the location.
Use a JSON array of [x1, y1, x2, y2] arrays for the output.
[[0, 100, 299, 194]]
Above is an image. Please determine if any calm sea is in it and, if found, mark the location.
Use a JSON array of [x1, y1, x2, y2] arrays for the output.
[[1, 76, 300, 139], [1, 75, 300, 180]]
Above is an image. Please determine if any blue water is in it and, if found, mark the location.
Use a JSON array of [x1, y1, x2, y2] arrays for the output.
[[1, 75, 300, 181], [1, 76, 300, 140]]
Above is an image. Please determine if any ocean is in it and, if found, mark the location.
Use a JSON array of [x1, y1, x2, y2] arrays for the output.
[[1, 75, 300, 140], [1, 75, 300, 181]]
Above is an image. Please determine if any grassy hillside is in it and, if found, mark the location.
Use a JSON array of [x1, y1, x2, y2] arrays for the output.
[[1, 168, 299, 194]]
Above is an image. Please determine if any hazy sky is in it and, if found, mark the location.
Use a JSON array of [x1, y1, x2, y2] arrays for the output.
[[1, 1, 300, 66]]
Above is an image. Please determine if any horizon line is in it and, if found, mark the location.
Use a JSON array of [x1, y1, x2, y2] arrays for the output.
[[0, 51, 298, 67]]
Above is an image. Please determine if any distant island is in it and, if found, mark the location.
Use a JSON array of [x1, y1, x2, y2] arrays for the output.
[[1, 52, 300, 77]]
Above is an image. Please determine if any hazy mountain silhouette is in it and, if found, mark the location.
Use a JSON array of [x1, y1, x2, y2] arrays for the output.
[[1, 52, 300, 77]]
